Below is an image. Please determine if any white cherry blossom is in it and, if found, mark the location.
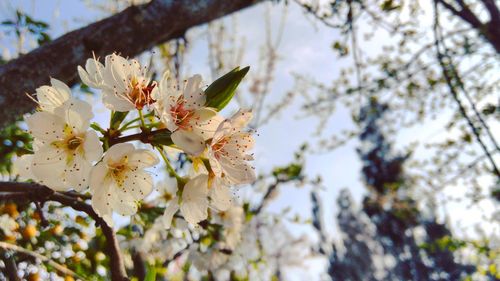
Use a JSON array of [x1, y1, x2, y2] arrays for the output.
[[0, 214, 17, 236], [25, 99, 103, 191], [152, 72, 223, 155], [161, 174, 211, 227], [34, 78, 71, 113], [89, 143, 158, 226], [79, 53, 155, 111], [77, 56, 104, 88], [208, 110, 256, 185]]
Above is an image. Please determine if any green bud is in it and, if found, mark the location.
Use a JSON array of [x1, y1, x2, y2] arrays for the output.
[[205, 66, 250, 111]]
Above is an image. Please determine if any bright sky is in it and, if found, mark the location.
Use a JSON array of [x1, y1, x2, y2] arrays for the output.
[[1, 0, 498, 279]]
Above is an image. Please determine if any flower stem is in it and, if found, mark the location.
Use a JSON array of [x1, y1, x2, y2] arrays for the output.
[[118, 112, 155, 132], [138, 110, 147, 129], [155, 146, 184, 183]]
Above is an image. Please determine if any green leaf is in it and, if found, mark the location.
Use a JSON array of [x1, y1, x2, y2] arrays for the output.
[[205, 66, 250, 111], [144, 264, 157, 281], [37, 32, 51, 45], [272, 163, 303, 181], [110, 111, 129, 130], [150, 130, 173, 146]]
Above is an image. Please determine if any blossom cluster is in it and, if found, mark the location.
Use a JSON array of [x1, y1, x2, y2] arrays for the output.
[[15, 53, 256, 227], [126, 203, 313, 281]]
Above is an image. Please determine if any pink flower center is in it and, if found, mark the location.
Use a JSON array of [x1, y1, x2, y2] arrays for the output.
[[170, 101, 196, 130]]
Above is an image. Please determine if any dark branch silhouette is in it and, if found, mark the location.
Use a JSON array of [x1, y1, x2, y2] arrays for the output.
[[436, 0, 500, 53]]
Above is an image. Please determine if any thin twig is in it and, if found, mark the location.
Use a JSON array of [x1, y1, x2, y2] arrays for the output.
[[252, 179, 284, 214], [433, 0, 500, 178], [0, 242, 87, 280]]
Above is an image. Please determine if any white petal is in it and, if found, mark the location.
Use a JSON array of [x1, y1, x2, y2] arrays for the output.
[[102, 214, 114, 227], [89, 162, 108, 193], [183, 74, 205, 110], [156, 177, 178, 195], [209, 182, 232, 211], [226, 132, 254, 152], [191, 108, 223, 140], [54, 99, 93, 133], [103, 54, 128, 92], [171, 130, 206, 156], [14, 155, 35, 180], [36, 78, 70, 113], [78, 58, 104, 88], [31, 145, 67, 186], [102, 89, 134, 112], [64, 155, 92, 191], [208, 153, 223, 178], [25, 112, 66, 141], [212, 119, 232, 144], [122, 170, 154, 200], [91, 183, 113, 221], [110, 192, 137, 216], [127, 149, 159, 169], [219, 158, 256, 185], [78, 66, 94, 87], [229, 109, 253, 129], [161, 201, 179, 229], [104, 143, 134, 164], [50, 78, 71, 99], [83, 131, 103, 162], [180, 174, 209, 225]]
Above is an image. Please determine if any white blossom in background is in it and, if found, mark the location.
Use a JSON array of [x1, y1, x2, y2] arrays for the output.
[[152, 72, 223, 155], [0, 214, 17, 236], [151, 177, 178, 206], [129, 215, 192, 264], [22, 98, 102, 191], [212, 205, 244, 250], [90, 143, 158, 226], [208, 109, 256, 185], [78, 53, 155, 111]]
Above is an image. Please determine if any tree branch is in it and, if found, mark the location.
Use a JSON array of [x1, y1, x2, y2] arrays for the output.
[[436, 0, 500, 53], [436, 0, 482, 28], [252, 179, 284, 214], [433, 1, 500, 179], [0, 242, 85, 280], [0, 0, 263, 128], [480, 0, 500, 22], [0, 182, 128, 281]]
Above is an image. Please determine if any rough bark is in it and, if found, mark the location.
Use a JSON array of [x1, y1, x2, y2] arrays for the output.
[[0, 0, 262, 128]]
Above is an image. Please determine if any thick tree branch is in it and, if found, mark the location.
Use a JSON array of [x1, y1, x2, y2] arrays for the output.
[[480, 0, 500, 22], [0, 0, 263, 128], [0, 182, 128, 281], [436, 0, 500, 53]]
